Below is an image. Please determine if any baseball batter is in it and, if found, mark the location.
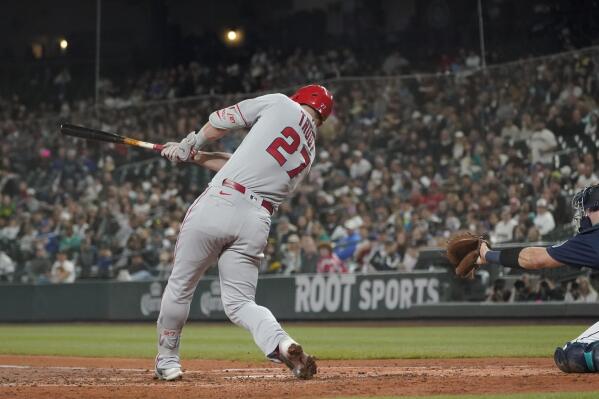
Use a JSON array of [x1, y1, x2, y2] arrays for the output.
[[154, 85, 333, 381]]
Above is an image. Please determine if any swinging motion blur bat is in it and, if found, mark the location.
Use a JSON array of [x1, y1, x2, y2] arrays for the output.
[[59, 123, 164, 152]]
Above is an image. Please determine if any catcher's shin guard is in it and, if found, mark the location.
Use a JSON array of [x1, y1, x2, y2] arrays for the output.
[[554, 341, 599, 373]]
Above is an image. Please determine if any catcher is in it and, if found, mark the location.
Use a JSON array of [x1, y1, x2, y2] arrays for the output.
[[446, 183, 599, 373]]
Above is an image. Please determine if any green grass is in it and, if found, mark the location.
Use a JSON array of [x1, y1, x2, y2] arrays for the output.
[[331, 394, 599, 399], [0, 323, 585, 360]]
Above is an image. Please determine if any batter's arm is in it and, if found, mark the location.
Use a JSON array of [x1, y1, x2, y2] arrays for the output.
[[162, 95, 280, 162], [191, 150, 232, 172], [185, 118, 241, 150], [200, 122, 228, 141]]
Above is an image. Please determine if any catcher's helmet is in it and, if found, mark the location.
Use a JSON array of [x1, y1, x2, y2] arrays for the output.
[[581, 184, 599, 211], [572, 184, 599, 231], [290, 85, 334, 122]]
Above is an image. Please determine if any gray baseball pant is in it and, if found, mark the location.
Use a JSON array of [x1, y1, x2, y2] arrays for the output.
[[157, 185, 288, 358]]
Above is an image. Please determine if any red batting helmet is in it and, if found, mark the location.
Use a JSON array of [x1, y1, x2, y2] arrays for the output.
[[290, 85, 334, 122]]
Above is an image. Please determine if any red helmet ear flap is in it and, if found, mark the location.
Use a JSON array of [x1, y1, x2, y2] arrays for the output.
[[290, 85, 334, 121]]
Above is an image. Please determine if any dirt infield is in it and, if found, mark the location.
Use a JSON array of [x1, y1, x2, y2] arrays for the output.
[[1, 355, 598, 399]]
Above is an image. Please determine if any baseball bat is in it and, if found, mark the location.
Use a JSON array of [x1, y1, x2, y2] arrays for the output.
[[60, 123, 164, 152]]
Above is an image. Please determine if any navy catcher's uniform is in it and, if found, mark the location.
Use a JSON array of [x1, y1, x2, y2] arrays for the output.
[[547, 225, 599, 269], [549, 184, 599, 373]]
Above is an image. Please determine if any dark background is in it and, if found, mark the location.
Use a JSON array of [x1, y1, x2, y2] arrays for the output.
[[0, 0, 598, 98]]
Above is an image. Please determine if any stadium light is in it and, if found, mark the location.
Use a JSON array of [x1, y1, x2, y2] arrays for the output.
[[227, 30, 238, 42], [224, 28, 243, 46], [59, 38, 68, 51]]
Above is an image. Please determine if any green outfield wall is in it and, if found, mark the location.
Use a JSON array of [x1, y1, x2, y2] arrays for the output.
[[1, 272, 597, 321]]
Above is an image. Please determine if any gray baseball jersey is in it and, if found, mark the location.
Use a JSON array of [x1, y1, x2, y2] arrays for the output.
[[156, 93, 317, 363], [209, 93, 316, 205]]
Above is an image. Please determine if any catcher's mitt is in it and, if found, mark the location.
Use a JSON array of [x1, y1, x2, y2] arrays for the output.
[[445, 232, 488, 278]]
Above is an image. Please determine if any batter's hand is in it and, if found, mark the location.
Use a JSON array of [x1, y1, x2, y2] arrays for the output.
[[160, 131, 197, 163]]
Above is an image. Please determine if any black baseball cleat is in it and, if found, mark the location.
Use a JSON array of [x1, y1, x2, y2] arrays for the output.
[[267, 339, 317, 380]]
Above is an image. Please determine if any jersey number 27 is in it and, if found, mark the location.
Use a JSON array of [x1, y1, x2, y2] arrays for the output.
[[266, 127, 310, 178]]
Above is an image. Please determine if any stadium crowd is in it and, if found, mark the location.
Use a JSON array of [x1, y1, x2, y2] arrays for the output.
[[0, 46, 598, 295], [485, 274, 598, 304]]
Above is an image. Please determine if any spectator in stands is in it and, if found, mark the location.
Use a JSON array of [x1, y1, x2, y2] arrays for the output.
[[533, 199, 556, 237], [548, 177, 571, 225], [0, 217, 20, 241], [50, 251, 76, 283], [156, 250, 174, 280], [529, 121, 557, 165], [77, 234, 97, 279], [18, 222, 38, 261], [511, 275, 533, 302], [316, 242, 347, 273], [281, 234, 303, 275], [575, 162, 599, 190], [501, 119, 520, 142], [38, 220, 60, 256], [401, 246, 419, 272], [565, 276, 598, 303], [127, 253, 153, 281], [115, 233, 143, 270], [532, 279, 564, 302], [486, 278, 511, 302], [95, 247, 114, 279], [25, 247, 52, 284], [333, 217, 363, 261], [353, 227, 377, 270], [275, 216, 296, 245], [132, 192, 151, 218], [492, 207, 518, 244], [367, 238, 401, 272], [0, 249, 15, 282], [565, 280, 581, 302], [349, 150, 372, 179], [585, 112, 597, 137], [526, 226, 542, 242], [1, 45, 598, 281], [517, 113, 535, 145], [0, 196, 16, 219], [300, 236, 319, 274]]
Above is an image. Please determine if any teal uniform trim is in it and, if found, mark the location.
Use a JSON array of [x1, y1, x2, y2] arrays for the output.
[[584, 350, 596, 372]]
